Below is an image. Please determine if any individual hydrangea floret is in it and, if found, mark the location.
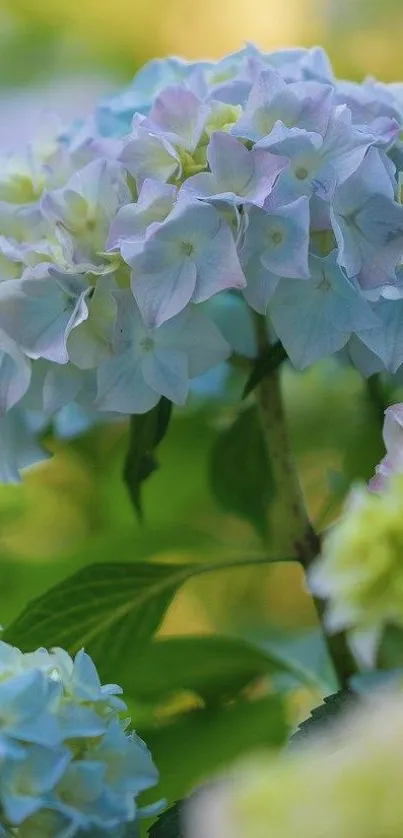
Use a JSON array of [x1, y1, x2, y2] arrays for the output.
[[0, 640, 160, 838]]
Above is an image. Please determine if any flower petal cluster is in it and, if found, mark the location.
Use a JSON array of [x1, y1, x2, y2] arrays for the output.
[[0, 641, 159, 838], [3, 45, 403, 478], [309, 472, 403, 664], [187, 689, 403, 838]]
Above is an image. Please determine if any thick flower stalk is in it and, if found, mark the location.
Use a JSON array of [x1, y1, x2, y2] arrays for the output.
[[187, 688, 403, 838], [0, 641, 159, 837], [2, 45, 403, 478]]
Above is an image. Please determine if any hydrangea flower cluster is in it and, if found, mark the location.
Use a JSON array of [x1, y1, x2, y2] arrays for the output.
[[309, 470, 403, 666], [187, 688, 403, 838], [0, 641, 159, 837], [308, 402, 403, 664], [4, 43, 403, 479]]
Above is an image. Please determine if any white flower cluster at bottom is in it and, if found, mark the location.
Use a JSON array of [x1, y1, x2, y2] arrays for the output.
[[0, 641, 160, 838]]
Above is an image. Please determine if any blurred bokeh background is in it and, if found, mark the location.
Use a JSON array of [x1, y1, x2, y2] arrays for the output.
[[0, 0, 400, 801]]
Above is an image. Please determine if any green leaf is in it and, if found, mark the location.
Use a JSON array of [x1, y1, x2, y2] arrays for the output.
[[124, 398, 173, 518], [209, 406, 274, 539], [243, 341, 288, 398], [377, 625, 403, 669], [3, 556, 285, 682], [117, 634, 304, 705], [140, 695, 287, 805], [256, 629, 337, 694], [4, 561, 194, 676], [149, 804, 183, 838], [291, 690, 355, 743]]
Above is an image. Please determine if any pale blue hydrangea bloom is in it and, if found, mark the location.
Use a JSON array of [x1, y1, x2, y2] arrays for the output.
[[268, 253, 378, 368], [96, 290, 229, 413], [124, 200, 246, 327], [1, 45, 403, 478], [0, 642, 160, 837]]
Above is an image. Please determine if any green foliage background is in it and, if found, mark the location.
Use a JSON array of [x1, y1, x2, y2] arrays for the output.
[[0, 0, 401, 826]]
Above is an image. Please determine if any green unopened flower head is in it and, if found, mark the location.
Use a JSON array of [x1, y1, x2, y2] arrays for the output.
[[309, 473, 403, 664]]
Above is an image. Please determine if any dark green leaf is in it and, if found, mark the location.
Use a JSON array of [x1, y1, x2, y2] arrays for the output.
[[118, 634, 303, 705], [4, 561, 195, 678], [291, 690, 355, 743], [243, 341, 287, 398], [124, 398, 173, 519], [149, 804, 183, 838], [140, 695, 287, 805], [209, 406, 274, 539], [377, 624, 403, 669], [4, 556, 280, 683]]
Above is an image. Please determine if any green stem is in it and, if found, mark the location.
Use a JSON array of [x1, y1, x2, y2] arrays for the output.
[[253, 315, 357, 690], [366, 373, 387, 429]]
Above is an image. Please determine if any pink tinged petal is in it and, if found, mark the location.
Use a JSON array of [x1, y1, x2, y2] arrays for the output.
[[0, 331, 31, 413], [192, 220, 246, 303], [255, 122, 323, 151], [178, 171, 218, 201], [334, 146, 395, 211], [233, 68, 299, 141], [383, 404, 403, 461], [156, 306, 230, 376], [107, 180, 176, 249], [289, 81, 334, 134], [368, 463, 391, 493], [207, 132, 255, 193], [96, 353, 159, 414], [133, 260, 197, 328], [149, 85, 208, 151], [321, 107, 374, 184], [141, 346, 189, 404], [365, 116, 401, 147], [119, 129, 181, 187], [206, 132, 287, 204]]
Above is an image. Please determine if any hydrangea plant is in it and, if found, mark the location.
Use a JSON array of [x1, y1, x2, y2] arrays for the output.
[[6, 41, 403, 838]]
